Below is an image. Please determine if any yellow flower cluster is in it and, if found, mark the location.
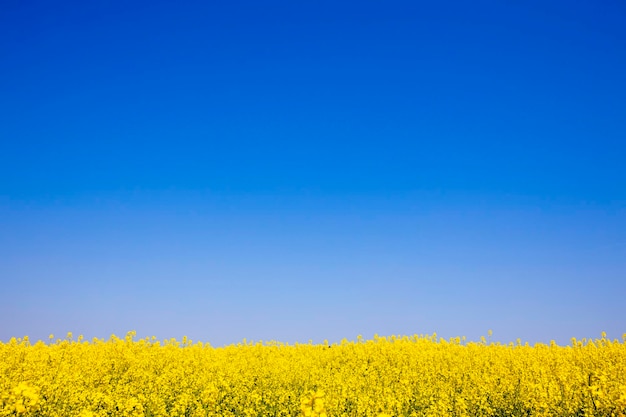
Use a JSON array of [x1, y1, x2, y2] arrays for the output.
[[301, 390, 327, 417], [0, 382, 39, 415], [1, 331, 625, 417]]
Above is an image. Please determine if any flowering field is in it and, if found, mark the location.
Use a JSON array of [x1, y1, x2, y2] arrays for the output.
[[2, 332, 625, 417]]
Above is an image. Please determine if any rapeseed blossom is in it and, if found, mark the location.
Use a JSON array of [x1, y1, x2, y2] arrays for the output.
[[1, 332, 625, 416]]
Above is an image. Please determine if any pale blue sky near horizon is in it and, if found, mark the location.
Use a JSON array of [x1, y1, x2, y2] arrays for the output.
[[1, 0, 625, 346]]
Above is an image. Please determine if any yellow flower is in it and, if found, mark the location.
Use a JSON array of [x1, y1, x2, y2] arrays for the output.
[[0, 331, 624, 417]]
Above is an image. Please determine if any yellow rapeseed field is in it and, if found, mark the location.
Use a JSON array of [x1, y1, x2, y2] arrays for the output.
[[1, 331, 625, 417]]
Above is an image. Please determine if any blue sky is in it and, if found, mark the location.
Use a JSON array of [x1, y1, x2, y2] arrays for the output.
[[1, 0, 625, 346]]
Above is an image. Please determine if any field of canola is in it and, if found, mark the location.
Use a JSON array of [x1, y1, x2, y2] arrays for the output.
[[2, 332, 626, 417]]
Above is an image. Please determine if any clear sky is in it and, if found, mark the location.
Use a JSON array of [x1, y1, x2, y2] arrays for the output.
[[1, 0, 625, 346]]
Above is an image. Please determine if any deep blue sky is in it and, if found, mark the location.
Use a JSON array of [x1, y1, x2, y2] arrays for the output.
[[1, 0, 625, 346]]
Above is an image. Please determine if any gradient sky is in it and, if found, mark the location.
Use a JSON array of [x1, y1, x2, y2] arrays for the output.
[[1, 0, 625, 346]]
